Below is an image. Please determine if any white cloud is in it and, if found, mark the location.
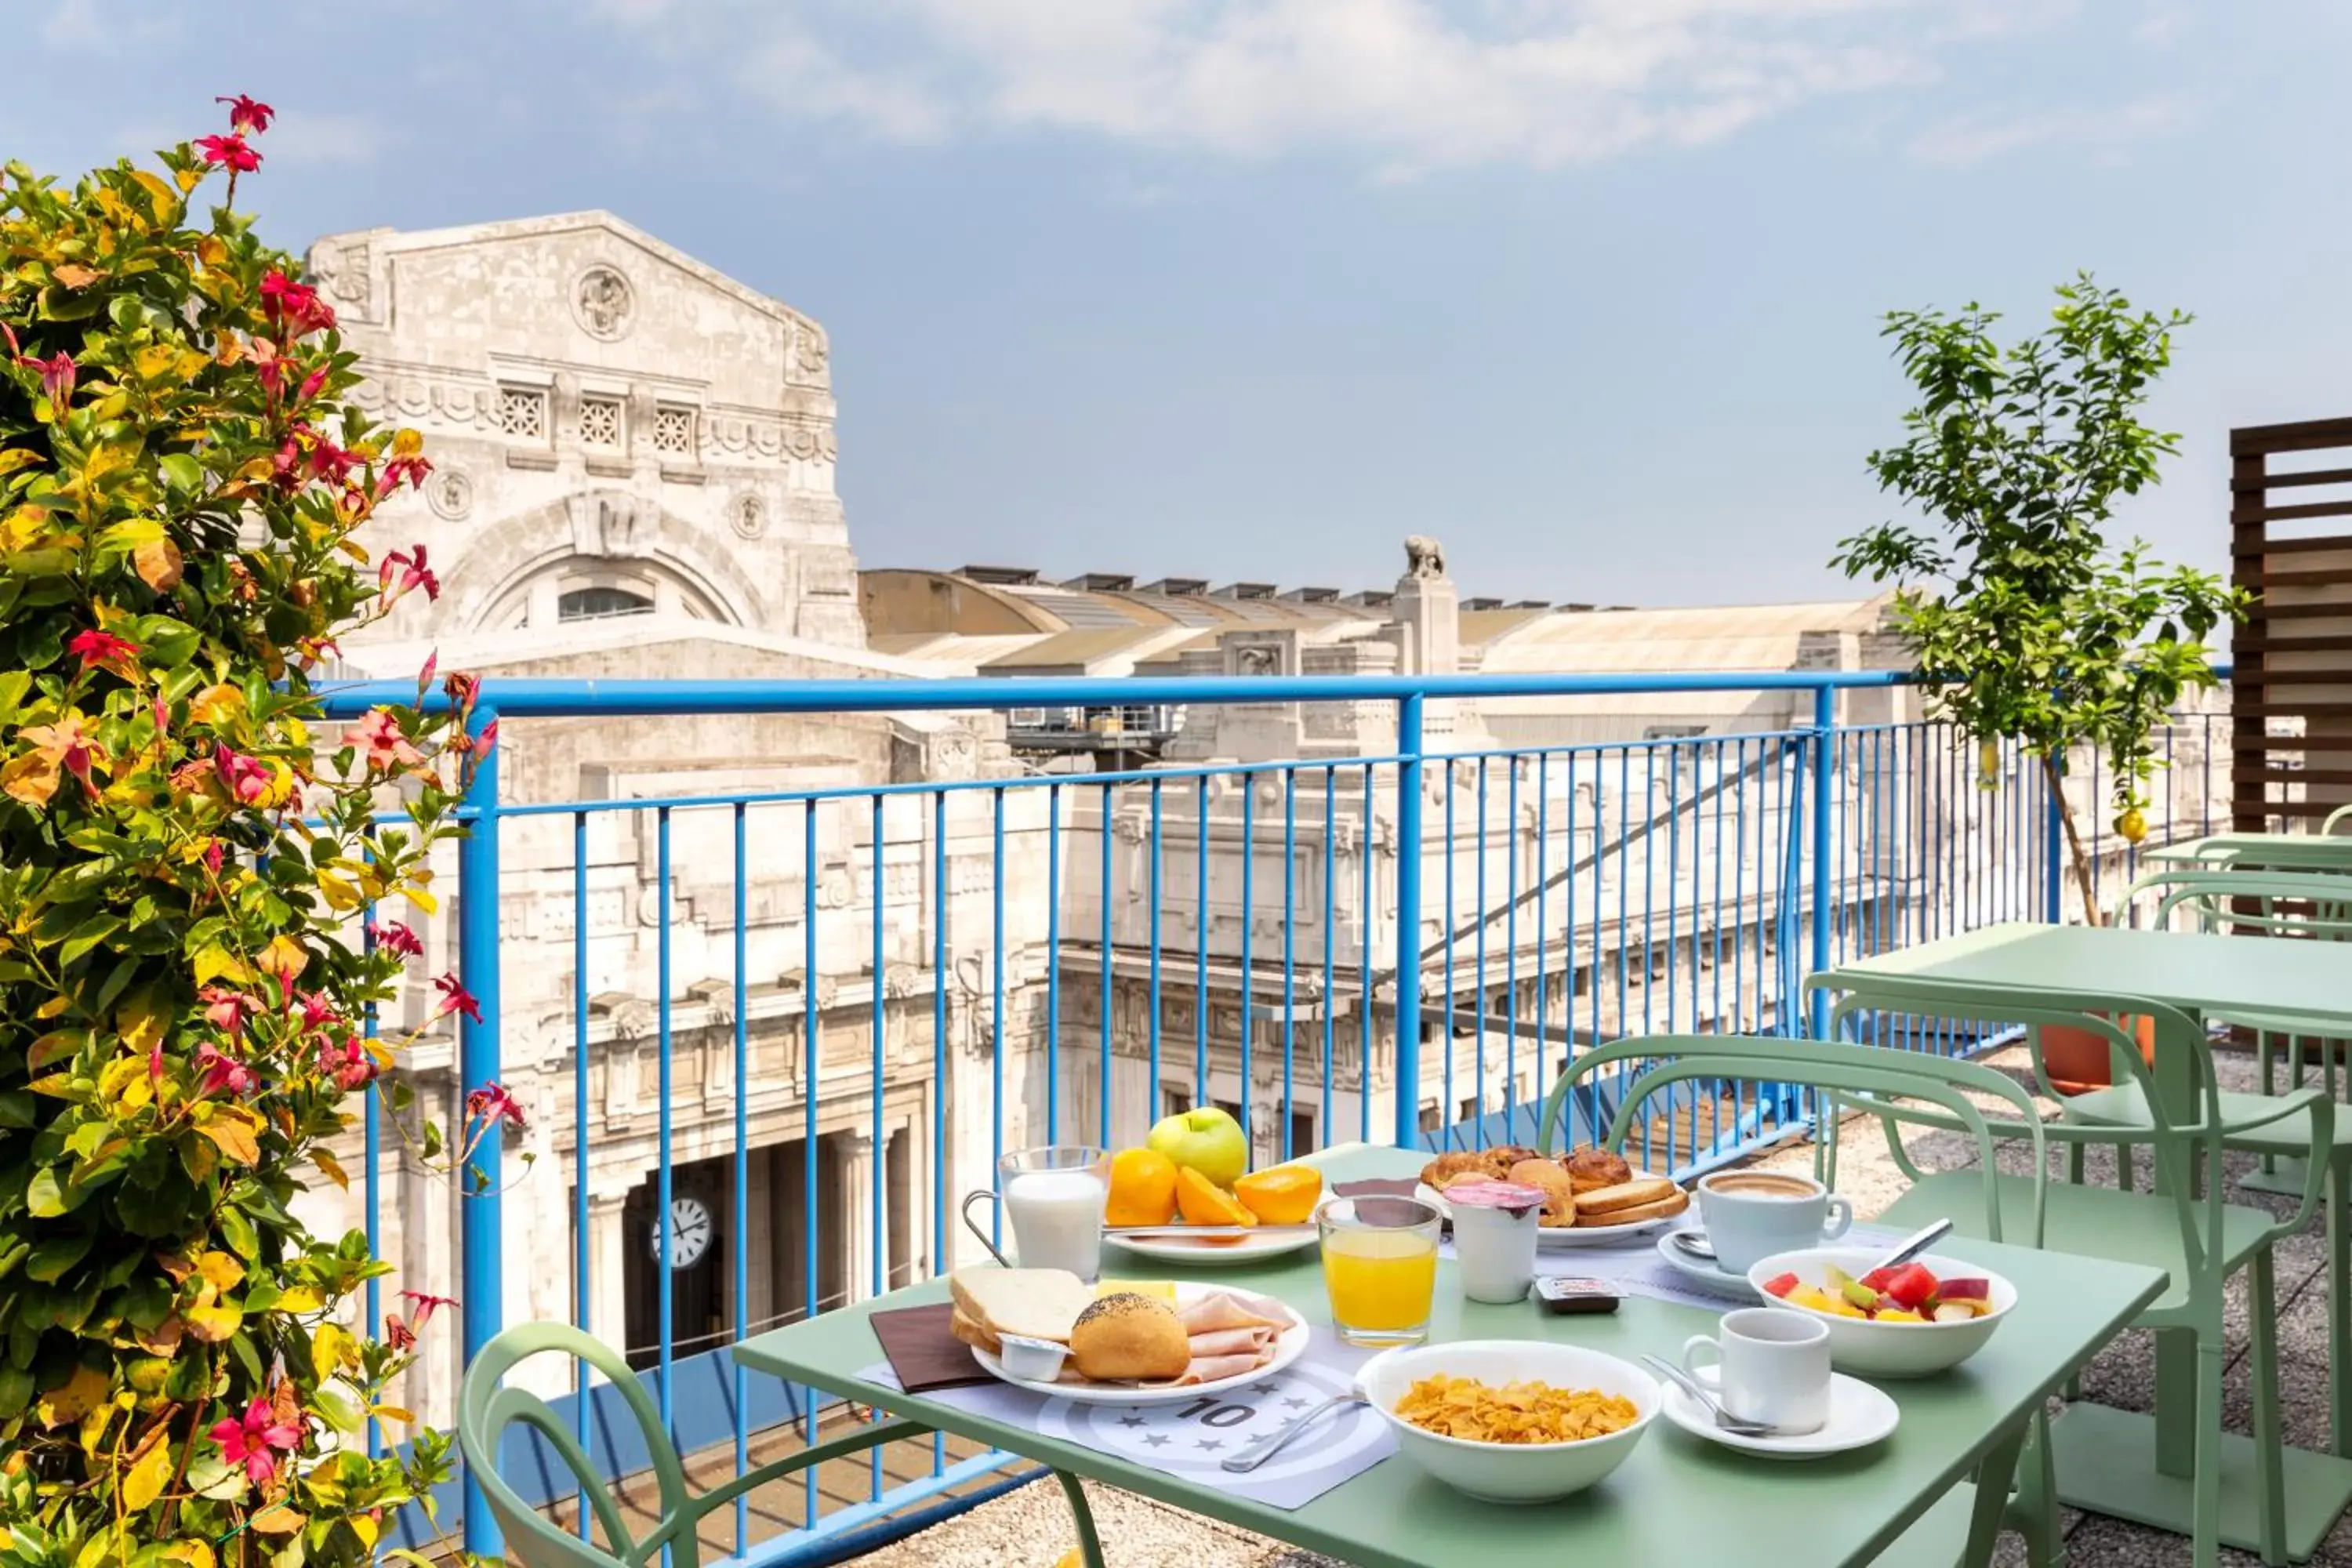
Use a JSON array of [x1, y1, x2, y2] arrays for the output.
[[1907, 95, 2183, 167], [591, 0, 2031, 176]]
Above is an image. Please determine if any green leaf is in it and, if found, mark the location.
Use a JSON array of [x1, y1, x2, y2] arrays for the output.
[[22, 1235, 90, 1283], [157, 453, 202, 495], [25, 1168, 66, 1218]]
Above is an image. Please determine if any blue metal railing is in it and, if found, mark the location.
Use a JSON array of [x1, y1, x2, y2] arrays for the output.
[[307, 667, 2227, 1562]]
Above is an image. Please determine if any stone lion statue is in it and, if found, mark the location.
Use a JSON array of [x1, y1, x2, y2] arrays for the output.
[[1404, 534, 1446, 579]]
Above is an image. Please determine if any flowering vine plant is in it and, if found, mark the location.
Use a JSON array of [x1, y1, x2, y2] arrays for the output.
[[0, 97, 507, 1568]]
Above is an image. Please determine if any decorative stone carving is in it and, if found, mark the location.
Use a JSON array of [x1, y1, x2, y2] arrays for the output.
[[312, 240, 371, 309], [1404, 534, 1446, 579], [573, 266, 634, 341], [567, 491, 652, 558], [731, 492, 767, 540], [884, 964, 920, 999], [427, 468, 474, 521], [1236, 644, 1278, 677], [818, 866, 855, 909]]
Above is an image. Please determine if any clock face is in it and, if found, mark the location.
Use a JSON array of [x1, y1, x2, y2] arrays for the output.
[[653, 1196, 713, 1270]]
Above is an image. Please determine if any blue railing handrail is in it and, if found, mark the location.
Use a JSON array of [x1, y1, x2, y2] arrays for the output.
[[312, 666, 1916, 717]]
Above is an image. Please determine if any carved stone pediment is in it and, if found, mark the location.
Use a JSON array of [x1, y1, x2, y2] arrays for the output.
[[566, 490, 653, 559]]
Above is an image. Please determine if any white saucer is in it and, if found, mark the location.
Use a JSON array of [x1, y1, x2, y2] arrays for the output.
[[1660, 1372, 1898, 1460], [1654, 1228, 1761, 1301]]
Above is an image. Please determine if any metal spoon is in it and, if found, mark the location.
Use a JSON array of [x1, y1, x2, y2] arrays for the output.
[[1638, 1354, 1790, 1439], [1221, 1386, 1368, 1473], [1669, 1229, 1719, 1263], [1868, 1218, 1954, 1275]]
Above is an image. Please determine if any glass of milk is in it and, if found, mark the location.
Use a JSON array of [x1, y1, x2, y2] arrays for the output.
[[960, 1146, 1110, 1282]]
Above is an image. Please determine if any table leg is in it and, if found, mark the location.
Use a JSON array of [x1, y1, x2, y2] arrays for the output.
[[1055, 1469, 1105, 1568], [1963, 1421, 2030, 1568], [2334, 1166, 2351, 1460]]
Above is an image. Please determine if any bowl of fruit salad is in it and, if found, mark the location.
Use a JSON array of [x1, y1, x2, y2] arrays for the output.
[[1748, 1249, 2014, 1378]]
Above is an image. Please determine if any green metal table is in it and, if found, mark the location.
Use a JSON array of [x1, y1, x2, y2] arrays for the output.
[[735, 1145, 2161, 1568], [1818, 921, 2352, 1559], [2141, 833, 2352, 872]]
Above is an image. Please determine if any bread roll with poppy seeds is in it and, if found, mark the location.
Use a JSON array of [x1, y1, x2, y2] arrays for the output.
[[1069, 1292, 1191, 1381]]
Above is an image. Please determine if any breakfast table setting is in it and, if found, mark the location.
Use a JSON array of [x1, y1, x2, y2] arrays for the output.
[[732, 1134, 2166, 1568]]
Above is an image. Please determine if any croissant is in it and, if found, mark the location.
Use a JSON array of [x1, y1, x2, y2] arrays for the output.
[[1564, 1147, 1633, 1193]]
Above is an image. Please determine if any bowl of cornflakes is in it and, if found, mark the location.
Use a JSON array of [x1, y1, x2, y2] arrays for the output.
[[1359, 1341, 1660, 1503]]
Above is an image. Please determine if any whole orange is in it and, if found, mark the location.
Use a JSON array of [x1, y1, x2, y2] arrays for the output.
[[1105, 1147, 1179, 1227]]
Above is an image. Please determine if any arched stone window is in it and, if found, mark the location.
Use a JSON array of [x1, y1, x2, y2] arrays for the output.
[[557, 586, 655, 623], [478, 559, 729, 631]]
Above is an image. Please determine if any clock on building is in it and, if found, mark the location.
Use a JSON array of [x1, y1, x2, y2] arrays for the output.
[[651, 1196, 713, 1269]]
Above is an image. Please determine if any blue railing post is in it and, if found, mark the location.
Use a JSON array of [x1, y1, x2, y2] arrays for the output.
[[1393, 695, 1425, 1150], [456, 707, 504, 1560], [1808, 684, 1835, 1040], [2043, 751, 2066, 922]]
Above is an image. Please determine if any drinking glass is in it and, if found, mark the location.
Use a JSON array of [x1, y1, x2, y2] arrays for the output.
[[1318, 1195, 1443, 1347], [960, 1145, 1110, 1283]]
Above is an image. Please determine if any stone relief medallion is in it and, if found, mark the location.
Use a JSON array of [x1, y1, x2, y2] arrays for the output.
[[427, 468, 474, 521], [730, 491, 767, 540], [572, 266, 634, 341]]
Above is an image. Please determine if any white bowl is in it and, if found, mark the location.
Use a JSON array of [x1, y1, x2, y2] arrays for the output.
[[1358, 1339, 1660, 1504], [1747, 1248, 2016, 1379]]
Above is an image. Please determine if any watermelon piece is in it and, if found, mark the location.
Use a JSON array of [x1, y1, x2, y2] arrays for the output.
[[1860, 1267, 1898, 1292], [1762, 1272, 1800, 1299], [1883, 1262, 1940, 1311]]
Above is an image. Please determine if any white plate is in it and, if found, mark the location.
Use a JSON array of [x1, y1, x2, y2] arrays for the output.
[[1653, 1228, 1762, 1301], [1415, 1178, 1686, 1249], [1105, 1229, 1321, 1265], [970, 1284, 1312, 1406], [1660, 1372, 1898, 1460]]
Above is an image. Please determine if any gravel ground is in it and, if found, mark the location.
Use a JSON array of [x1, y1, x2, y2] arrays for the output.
[[859, 1043, 2351, 1566]]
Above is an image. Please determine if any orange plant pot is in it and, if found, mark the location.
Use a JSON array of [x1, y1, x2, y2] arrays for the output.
[[2042, 1013, 2157, 1097]]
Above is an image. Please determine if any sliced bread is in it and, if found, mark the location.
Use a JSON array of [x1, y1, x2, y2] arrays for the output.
[[948, 1266, 1092, 1345]]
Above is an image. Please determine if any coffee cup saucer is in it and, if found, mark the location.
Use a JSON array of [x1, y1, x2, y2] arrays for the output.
[[1656, 1228, 1762, 1301], [1660, 1371, 1897, 1461]]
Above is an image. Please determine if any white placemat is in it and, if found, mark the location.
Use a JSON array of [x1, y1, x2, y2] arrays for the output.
[[1552, 1222, 1910, 1311], [856, 1331, 1397, 1510]]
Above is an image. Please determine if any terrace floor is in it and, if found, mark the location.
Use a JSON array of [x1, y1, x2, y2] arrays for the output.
[[837, 1042, 2352, 1567]]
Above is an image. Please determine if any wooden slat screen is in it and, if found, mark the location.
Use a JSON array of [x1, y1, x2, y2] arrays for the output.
[[2232, 416, 2352, 829]]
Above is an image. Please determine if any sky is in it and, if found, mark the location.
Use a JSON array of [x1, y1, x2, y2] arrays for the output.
[[6, 1, 2350, 608]]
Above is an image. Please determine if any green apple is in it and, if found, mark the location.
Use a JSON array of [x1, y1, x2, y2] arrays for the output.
[[1146, 1107, 1248, 1188]]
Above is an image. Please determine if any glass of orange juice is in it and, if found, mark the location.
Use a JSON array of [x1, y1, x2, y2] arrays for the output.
[[1318, 1196, 1443, 1348]]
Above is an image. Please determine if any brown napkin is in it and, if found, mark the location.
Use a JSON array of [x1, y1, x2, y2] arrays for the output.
[[869, 1303, 993, 1394]]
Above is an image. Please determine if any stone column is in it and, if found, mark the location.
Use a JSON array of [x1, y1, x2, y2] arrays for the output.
[[838, 1132, 877, 1303], [584, 1188, 633, 1374]]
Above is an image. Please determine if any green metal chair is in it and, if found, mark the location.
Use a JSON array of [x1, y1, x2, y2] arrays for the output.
[[1817, 977, 2332, 1568], [1535, 1032, 2058, 1568], [456, 1321, 1107, 1568]]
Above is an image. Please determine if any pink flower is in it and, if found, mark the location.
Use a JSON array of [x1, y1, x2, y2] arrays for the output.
[[209, 1396, 300, 1487], [465, 1081, 524, 1131], [200, 985, 256, 1036], [381, 429, 431, 494], [66, 628, 140, 675], [318, 1034, 375, 1091], [258, 270, 334, 339], [195, 133, 261, 174], [216, 94, 275, 135], [203, 840, 225, 874], [295, 990, 339, 1029], [378, 545, 439, 606], [347, 708, 425, 772], [194, 1042, 256, 1098], [399, 1290, 457, 1329], [472, 717, 499, 762], [383, 1313, 416, 1352], [213, 746, 273, 805], [365, 920, 424, 959], [436, 973, 484, 1026], [15, 348, 74, 411]]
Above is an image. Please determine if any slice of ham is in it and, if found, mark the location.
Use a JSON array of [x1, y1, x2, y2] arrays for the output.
[[1185, 1326, 1275, 1359], [1146, 1352, 1266, 1388], [1056, 1290, 1291, 1389], [1178, 1291, 1287, 1335]]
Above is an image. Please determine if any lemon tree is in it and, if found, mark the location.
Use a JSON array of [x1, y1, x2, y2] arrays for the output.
[[1834, 274, 2247, 924]]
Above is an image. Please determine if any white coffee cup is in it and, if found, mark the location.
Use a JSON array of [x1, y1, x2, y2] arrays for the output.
[[1682, 1307, 1831, 1433], [1694, 1170, 1853, 1276]]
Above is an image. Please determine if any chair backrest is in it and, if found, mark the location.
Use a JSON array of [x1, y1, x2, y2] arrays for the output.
[[2119, 866, 2352, 937], [2327, 804, 2352, 837], [457, 1322, 698, 1568], [1533, 1032, 2048, 1243], [1818, 975, 2235, 1287]]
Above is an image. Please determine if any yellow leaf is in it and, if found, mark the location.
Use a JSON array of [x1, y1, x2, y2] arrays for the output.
[[404, 885, 439, 916], [347, 1512, 379, 1552], [52, 263, 98, 290], [197, 1117, 258, 1166], [97, 1054, 151, 1111], [0, 450, 43, 477], [1, 751, 60, 808], [72, 1526, 118, 1568], [183, 1301, 239, 1343], [134, 537, 183, 593], [190, 683, 243, 725], [310, 1148, 349, 1190], [248, 1504, 305, 1537], [122, 1437, 173, 1511], [162, 1541, 214, 1568], [132, 345, 179, 382], [311, 1320, 349, 1374], [196, 1250, 245, 1292], [27, 1029, 84, 1069], [118, 991, 167, 1054], [315, 873, 361, 912], [192, 946, 246, 987], [370, 1406, 414, 1425], [253, 935, 308, 982], [35, 1364, 108, 1428], [274, 1287, 321, 1315], [34, 995, 69, 1020]]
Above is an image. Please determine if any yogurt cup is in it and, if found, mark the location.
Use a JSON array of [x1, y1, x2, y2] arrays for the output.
[[996, 1334, 1070, 1382], [1444, 1180, 1547, 1305]]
